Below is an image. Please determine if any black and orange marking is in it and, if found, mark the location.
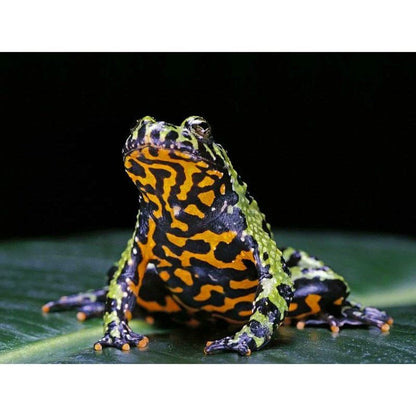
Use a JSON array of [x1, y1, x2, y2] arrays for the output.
[[122, 144, 260, 325]]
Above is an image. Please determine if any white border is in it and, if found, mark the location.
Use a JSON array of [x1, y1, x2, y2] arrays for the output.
[[1, 364, 414, 414], [1, 0, 416, 51]]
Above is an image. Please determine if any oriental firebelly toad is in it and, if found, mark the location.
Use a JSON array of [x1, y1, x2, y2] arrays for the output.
[[43, 116, 393, 355]]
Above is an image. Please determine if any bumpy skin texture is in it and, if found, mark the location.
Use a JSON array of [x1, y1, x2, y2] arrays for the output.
[[42, 116, 393, 355]]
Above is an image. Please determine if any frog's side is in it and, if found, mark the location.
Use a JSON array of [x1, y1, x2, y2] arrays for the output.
[[42, 116, 393, 355]]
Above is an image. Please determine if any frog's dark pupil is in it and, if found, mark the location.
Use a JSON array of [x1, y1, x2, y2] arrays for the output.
[[197, 122, 209, 131], [189, 120, 211, 140]]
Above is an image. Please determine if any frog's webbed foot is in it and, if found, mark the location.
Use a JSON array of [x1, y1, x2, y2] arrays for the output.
[[204, 316, 276, 356], [338, 302, 393, 331], [94, 321, 149, 352], [295, 302, 393, 333], [41, 287, 107, 321], [204, 334, 253, 356]]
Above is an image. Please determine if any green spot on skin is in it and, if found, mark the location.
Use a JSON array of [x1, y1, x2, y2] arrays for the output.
[[103, 311, 120, 334], [288, 266, 303, 279], [115, 237, 134, 272], [110, 327, 121, 338], [257, 275, 290, 314], [107, 277, 125, 310]]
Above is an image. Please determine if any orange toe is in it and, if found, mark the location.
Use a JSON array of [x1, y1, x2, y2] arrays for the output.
[[330, 325, 340, 333], [76, 312, 86, 321], [137, 336, 149, 349], [204, 341, 213, 355], [145, 316, 155, 325], [381, 323, 390, 332], [296, 321, 305, 330], [94, 343, 102, 351]]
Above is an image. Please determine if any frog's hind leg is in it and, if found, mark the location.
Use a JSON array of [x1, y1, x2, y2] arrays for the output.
[[41, 287, 108, 321], [292, 301, 393, 333], [282, 247, 393, 333], [330, 301, 393, 332]]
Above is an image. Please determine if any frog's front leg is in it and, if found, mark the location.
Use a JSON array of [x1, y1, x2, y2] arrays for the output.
[[94, 275, 148, 351], [204, 273, 293, 356], [94, 235, 149, 352]]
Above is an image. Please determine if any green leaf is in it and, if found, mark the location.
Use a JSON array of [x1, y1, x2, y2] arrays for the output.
[[1, 230, 415, 363]]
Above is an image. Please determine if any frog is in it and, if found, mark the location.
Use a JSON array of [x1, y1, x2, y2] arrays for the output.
[[42, 116, 393, 356]]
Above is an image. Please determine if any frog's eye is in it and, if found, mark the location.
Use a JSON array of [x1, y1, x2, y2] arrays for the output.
[[182, 116, 212, 141]]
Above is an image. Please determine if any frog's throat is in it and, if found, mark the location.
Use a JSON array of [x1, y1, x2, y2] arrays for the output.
[[123, 145, 224, 171], [123, 145, 226, 206]]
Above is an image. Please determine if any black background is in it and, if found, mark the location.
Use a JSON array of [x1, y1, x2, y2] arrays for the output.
[[1, 53, 415, 239]]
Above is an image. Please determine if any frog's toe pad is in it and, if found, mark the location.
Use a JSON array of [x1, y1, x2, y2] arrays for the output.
[[204, 336, 251, 356], [94, 332, 149, 351]]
